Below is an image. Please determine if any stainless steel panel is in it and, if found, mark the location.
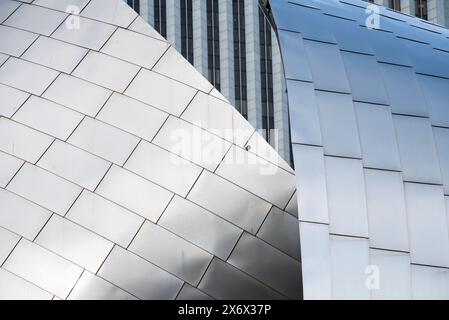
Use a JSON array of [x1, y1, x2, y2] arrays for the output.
[[433, 128, 449, 195], [404, 183, 449, 267], [0, 151, 23, 188], [325, 157, 369, 238], [285, 190, 298, 217], [124, 141, 202, 197], [3, 3, 67, 36], [81, 0, 137, 28], [38, 140, 111, 191], [418, 75, 449, 128], [365, 169, 409, 252], [129, 221, 212, 286], [159, 196, 242, 260], [96, 165, 173, 222], [125, 69, 197, 116], [316, 91, 362, 158], [72, 51, 140, 92], [68, 117, 140, 165], [22, 36, 87, 73], [3, 239, 83, 299], [101, 28, 169, 69], [0, 227, 20, 265], [35, 215, 113, 273], [393, 115, 442, 184], [354, 102, 401, 171], [98, 246, 183, 300], [66, 190, 144, 248], [97, 93, 168, 141], [43, 74, 112, 117], [33, 0, 90, 11], [411, 265, 449, 300], [187, 171, 271, 234], [0, 118, 54, 163], [299, 222, 331, 300], [286, 80, 322, 146], [153, 47, 214, 92], [0, 0, 20, 24], [181, 91, 255, 147], [0, 268, 53, 300], [380, 63, 429, 117], [292, 144, 329, 223], [228, 233, 301, 299], [152, 116, 231, 172], [198, 258, 284, 300], [13, 96, 83, 140], [7, 163, 82, 216], [0, 189, 51, 240], [176, 284, 213, 300], [327, 16, 373, 55], [216, 146, 295, 209], [341, 52, 388, 105], [52, 16, 117, 51], [128, 16, 165, 41], [275, 31, 312, 81], [365, 28, 412, 66], [0, 25, 38, 56], [370, 250, 411, 300], [303, 40, 350, 93], [257, 207, 300, 261], [0, 57, 59, 95], [68, 272, 136, 300], [330, 235, 370, 300], [0, 84, 29, 118]]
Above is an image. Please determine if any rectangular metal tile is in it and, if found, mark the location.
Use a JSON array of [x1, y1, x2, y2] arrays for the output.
[[418, 75, 449, 128], [68, 271, 136, 300], [13, 96, 83, 140], [124, 69, 197, 116], [0, 83, 29, 118], [0, 25, 38, 57], [66, 190, 144, 248], [228, 233, 301, 299], [7, 163, 82, 216], [35, 215, 113, 273], [129, 221, 212, 286], [411, 265, 449, 300], [124, 141, 202, 197], [159, 196, 242, 260], [22, 36, 87, 73], [0, 0, 20, 24], [33, 0, 90, 11], [72, 51, 140, 92], [0, 268, 53, 300], [0, 227, 20, 265], [0, 57, 59, 95], [365, 169, 409, 252], [278, 31, 312, 81], [80, 0, 137, 27], [38, 140, 111, 191], [433, 127, 449, 195], [68, 117, 140, 165], [98, 246, 183, 300], [0, 118, 54, 163], [3, 239, 83, 299], [42, 74, 111, 117], [176, 284, 213, 300], [95, 165, 173, 222], [404, 183, 449, 267], [187, 171, 271, 234], [0, 151, 23, 188], [97, 93, 168, 141]]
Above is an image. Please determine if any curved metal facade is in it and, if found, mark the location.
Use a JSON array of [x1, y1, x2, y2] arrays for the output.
[[0, 0, 300, 300], [268, 0, 449, 299]]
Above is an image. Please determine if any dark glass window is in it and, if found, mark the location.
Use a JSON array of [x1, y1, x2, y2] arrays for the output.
[[154, 0, 167, 38], [388, 0, 401, 10], [180, 0, 194, 64], [415, 0, 428, 20], [233, 0, 247, 119], [127, 0, 140, 14], [207, 0, 220, 91], [259, 7, 274, 142]]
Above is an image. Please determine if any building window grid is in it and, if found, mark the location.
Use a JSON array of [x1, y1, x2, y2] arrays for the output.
[[127, 0, 140, 14], [207, 0, 221, 91], [388, 0, 401, 10], [181, 0, 194, 64], [259, 7, 274, 142], [233, 0, 248, 119], [154, 0, 167, 38], [415, 0, 428, 20]]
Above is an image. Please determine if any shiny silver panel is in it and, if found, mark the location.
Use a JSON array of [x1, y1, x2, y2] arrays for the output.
[[433, 127, 449, 195], [411, 265, 449, 300], [0, 227, 20, 265], [0, 268, 53, 300], [0, 151, 23, 188], [176, 284, 213, 300], [0, 25, 38, 57], [0, 84, 29, 118], [418, 75, 449, 127], [80, 0, 137, 28]]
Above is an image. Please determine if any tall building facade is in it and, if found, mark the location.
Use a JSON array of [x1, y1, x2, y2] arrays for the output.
[[365, 0, 449, 27], [125, 0, 291, 162]]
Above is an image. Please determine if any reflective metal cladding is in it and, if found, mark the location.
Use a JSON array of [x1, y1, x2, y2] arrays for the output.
[[0, 0, 299, 300], [268, 0, 449, 299]]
